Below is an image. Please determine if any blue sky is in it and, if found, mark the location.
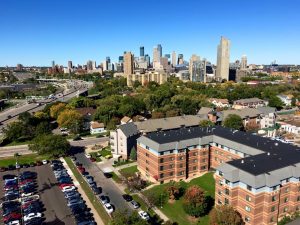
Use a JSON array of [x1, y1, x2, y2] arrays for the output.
[[0, 0, 299, 66]]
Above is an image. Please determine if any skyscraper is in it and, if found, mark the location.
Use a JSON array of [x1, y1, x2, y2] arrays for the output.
[[153, 47, 160, 63], [145, 54, 150, 67], [240, 55, 247, 70], [171, 51, 177, 67], [216, 36, 230, 81], [68, 61, 73, 70], [177, 54, 184, 65], [140, 46, 144, 57], [189, 54, 201, 76], [86, 60, 93, 71], [157, 44, 162, 57], [51, 60, 55, 69], [124, 51, 134, 75]]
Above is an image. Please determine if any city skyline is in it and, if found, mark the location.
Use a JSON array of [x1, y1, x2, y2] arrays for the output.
[[1, 0, 300, 66]]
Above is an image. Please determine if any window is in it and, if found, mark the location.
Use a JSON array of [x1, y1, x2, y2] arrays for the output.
[[270, 217, 275, 223], [193, 166, 197, 171], [170, 150, 173, 154], [215, 157, 218, 161], [178, 171, 184, 176], [219, 180, 223, 186], [170, 157, 174, 161], [160, 173, 164, 178], [193, 152, 198, 156], [285, 187, 290, 193], [271, 196, 277, 202], [202, 152, 207, 155], [245, 206, 251, 212], [283, 207, 288, 212], [193, 159, 198, 163], [246, 195, 251, 202], [169, 164, 174, 169], [297, 196, 300, 202], [247, 185, 252, 191], [160, 158, 164, 163], [160, 152, 164, 156], [160, 166, 164, 171], [271, 206, 276, 212], [224, 198, 229, 205], [218, 199, 222, 205], [218, 190, 222, 195], [146, 167, 149, 171], [146, 146, 149, 150], [284, 197, 289, 203], [169, 172, 174, 176], [225, 180, 230, 185], [178, 149, 185, 153], [201, 159, 206, 163], [146, 160, 149, 164], [146, 153, 149, 157], [245, 217, 250, 222], [179, 156, 184, 160], [201, 166, 206, 170], [225, 188, 230, 195]]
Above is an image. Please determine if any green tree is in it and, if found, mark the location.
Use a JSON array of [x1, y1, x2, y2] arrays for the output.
[[199, 120, 214, 127], [50, 103, 66, 119], [223, 114, 243, 130], [291, 97, 297, 107], [29, 134, 70, 157], [4, 121, 33, 142], [182, 185, 207, 217], [268, 96, 284, 109], [35, 121, 52, 136], [144, 190, 166, 208], [130, 147, 137, 161], [209, 205, 244, 225], [57, 109, 83, 134]]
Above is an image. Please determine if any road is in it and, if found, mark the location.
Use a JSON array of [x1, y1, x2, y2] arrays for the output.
[[74, 152, 132, 213], [0, 137, 109, 158]]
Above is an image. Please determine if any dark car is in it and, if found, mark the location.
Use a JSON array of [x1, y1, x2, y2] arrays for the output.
[[7, 165, 16, 170], [122, 194, 133, 202], [91, 186, 101, 195], [103, 173, 112, 178], [0, 166, 6, 172], [20, 171, 37, 180], [3, 174, 17, 180], [24, 217, 43, 225]]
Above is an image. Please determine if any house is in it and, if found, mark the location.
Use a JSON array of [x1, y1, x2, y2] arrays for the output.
[[75, 107, 96, 130], [232, 98, 268, 109], [90, 121, 106, 134], [120, 116, 132, 125], [208, 98, 230, 108], [110, 115, 205, 159], [277, 94, 293, 106]]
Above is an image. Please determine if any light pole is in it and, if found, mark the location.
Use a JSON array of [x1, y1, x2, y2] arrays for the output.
[[160, 193, 163, 209]]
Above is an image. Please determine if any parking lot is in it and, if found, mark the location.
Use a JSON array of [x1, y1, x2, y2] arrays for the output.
[[0, 164, 75, 225]]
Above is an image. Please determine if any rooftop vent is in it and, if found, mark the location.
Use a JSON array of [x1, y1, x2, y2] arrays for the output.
[[267, 152, 270, 156], [253, 164, 256, 167], [241, 160, 244, 164], [274, 142, 279, 146]]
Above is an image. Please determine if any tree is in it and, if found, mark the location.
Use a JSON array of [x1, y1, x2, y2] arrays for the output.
[[130, 147, 137, 161], [151, 111, 165, 119], [199, 120, 214, 127], [35, 121, 52, 135], [109, 210, 148, 225], [144, 191, 165, 209], [268, 96, 284, 109], [291, 97, 297, 107], [223, 114, 243, 130], [209, 205, 244, 225], [29, 134, 70, 157], [57, 109, 83, 134], [165, 181, 180, 200], [182, 185, 207, 217], [50, 103, 66, 119], [123, 173, 147, 192], [34, 111, 49, 120], [4, 121, 34, 142]]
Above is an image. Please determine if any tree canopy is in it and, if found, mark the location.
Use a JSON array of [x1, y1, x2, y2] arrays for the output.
[[57, 109, 83, 133], [223, 114, 243, 130], [209, 205, 244, 225]]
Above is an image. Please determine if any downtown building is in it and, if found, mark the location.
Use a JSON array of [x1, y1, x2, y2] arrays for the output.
[[136, 126, 300, 225], [216, 36, 230, 81]]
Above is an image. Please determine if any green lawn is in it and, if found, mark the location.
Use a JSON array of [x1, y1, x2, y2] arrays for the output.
[[119, 165, 138, 176], [64, 157, 111, 224], [0, 154, 49, 167], [100, 149, 111, 157], [112, 160, 133, 167], [90, 152, 102, 162], [143, 172, 215, 225], [111, 172, 122, 183]]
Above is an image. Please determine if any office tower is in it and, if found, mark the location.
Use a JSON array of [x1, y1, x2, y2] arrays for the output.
[[241, 55, 247, 70], [140, 46, 144, 57], [86, 60, 93, 71], [160, 57, 169, 70], [92, 61, 97, 70], [124, 51, 134, 75], [118, 56, 124, 63], [164, 54, 170, 59], [51, 60, 55, 69], [172, 51, 177, 67], [106, 57, 111, 63], [153, 47, 160, 63], [177, 54, 184, 65], [102, 60, 108, 71], [189, 54, 201, 76], [145, 54, 150, 67], [157, 44, 162, 57], [16, 64, 23, 71], [68, 61, 73, 70], [216, 36, 230, 81]]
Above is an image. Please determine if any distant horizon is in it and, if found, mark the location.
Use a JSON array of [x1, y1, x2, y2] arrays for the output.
[[1, 0, 299, 66]]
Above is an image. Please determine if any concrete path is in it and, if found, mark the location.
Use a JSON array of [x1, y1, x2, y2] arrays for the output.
[[61, 157, 105, 225]]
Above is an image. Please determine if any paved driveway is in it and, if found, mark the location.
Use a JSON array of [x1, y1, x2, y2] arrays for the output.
[[74, 152, 132, 213]]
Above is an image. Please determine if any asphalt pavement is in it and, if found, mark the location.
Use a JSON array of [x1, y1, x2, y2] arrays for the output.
[[74, 152, 132, 213]]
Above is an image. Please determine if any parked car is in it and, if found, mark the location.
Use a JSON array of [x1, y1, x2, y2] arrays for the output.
[[98, 195, 109, 204], [85, 153, 91, 159], [122, 194, 133, 202], [104, 203, 114, 214], [130, 200, 140, 209], [23, 212, 42, 222], [42, 160, 48, 164], [138, 211, 150, 220], [62, 186, 76, 192]]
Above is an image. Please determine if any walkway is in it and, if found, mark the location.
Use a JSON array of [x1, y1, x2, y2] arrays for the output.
[[61, 157, 105, 225]]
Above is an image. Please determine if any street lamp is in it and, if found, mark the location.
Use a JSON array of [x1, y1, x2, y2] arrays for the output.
[[160, 193, 163, 209]]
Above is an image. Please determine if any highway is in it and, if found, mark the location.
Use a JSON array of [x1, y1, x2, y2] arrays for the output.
[[0, 136, 109, 158]]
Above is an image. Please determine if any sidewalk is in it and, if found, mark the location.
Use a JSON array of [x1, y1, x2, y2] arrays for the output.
[[61, 158, 105, 225]]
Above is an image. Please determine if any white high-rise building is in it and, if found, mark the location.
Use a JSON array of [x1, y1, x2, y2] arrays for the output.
[[216, 36, 230, 81], [171, 51, 177, 67], [241, 55, 247, 70], [153, 47, 160, 63], [189, 54, 201, 77]]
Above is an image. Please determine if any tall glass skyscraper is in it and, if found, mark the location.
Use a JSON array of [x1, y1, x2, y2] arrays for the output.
[[140, 46, 144, 57]]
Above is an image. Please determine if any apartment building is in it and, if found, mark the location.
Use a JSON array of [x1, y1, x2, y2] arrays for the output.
[[110, 115, 205, 159], [137, 126, 300, 225], [126, 71, 168, 86], [233, 98, 268, 109]]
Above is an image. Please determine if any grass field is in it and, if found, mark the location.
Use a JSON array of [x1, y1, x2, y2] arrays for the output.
[[143, 172, 215, 225], [0, 154, 48, 167], [119, 165, 138, 177], [64, 157, 111, 224]]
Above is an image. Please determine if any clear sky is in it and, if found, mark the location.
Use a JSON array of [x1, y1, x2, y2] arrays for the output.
[[0, 0, 299, 66]]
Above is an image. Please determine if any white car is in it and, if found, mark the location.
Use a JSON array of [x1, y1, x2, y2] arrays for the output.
[[42, 160, 48, 164], [7, 221, 20, 225], [21, 192, 33, 198], [24, 212, 42, 222], [85, 153, 91, 159], [138, 211, 150, 220], [104, 203, 114, 214], [62, 186, 76, 192]]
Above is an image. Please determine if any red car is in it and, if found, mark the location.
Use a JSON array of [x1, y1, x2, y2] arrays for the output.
[[4, 212, 22, 223], [78, 167, 85, 174], [19, 179, 34, 185], [22, 200, 39, 209], [59, 183, 74, 189]]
